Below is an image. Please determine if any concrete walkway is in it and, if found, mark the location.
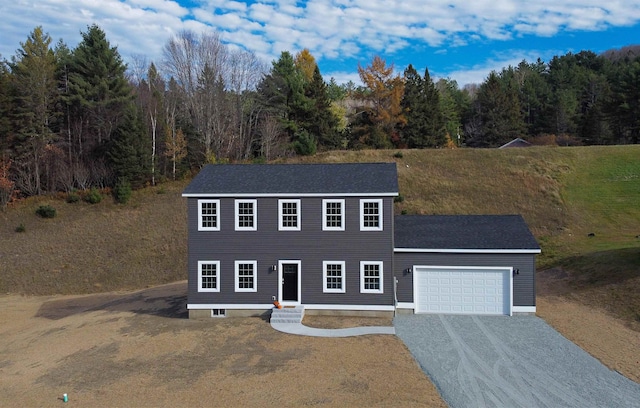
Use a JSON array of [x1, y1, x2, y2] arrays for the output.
[[271, 321, 395, 337]]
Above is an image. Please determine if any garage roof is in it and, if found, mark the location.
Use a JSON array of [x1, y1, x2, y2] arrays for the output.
[[182, 163, 398, 196], [394, 215, 540, 251]]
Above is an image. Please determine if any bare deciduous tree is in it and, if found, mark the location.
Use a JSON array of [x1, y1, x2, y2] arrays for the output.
[[163, 30, 229, 163], [259, 115, 286, 160]]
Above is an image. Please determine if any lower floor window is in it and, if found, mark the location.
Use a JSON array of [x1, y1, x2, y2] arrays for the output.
[[235, 261, 257, 292], [360, 261, 383, 293], [323, 261, 345, 293], [198, 261, 220, 292]]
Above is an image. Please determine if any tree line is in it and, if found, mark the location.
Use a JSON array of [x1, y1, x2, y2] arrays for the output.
[[0, 25, 639, 206]]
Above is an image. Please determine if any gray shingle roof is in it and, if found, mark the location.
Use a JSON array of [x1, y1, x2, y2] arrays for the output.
[[183, 163, 399, 196], [395, 215, 540, 250]]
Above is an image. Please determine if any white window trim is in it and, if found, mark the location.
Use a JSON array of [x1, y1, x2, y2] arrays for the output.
[[198, 260, 220, 292], [323, 261, 346, 293], [360, 199, 383, 231], [235, 199, 257, 231], [278, 199, 301, 231], [198, 199, 220, 231], [322, 199, 345, 231], [234, 260, 258, 292], [360, 261, 384, 294]]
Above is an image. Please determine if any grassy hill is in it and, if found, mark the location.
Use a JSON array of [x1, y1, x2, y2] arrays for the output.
[[1, 145, 638, 327]]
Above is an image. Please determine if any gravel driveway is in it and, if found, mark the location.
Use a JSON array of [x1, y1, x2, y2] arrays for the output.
[[394, 314, 640, 408]]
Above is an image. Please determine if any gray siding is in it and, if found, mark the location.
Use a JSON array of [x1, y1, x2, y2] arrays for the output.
[[394, 252, 536, 306], [187, 196, 395, 307]]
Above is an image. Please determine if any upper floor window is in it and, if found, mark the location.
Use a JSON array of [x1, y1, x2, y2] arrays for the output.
[[322, 199, 345, 231], [279, 199, 301, 231], [235, 261, 257, 292], [198, 199, 220, 231], [323, 261, 346, 293], [235, 199, 257, 231], [360, 199, 383, 231], [198, 261, 220, 292], [360, 261, 383, 294]]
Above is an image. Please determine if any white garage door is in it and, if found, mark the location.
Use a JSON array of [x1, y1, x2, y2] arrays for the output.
[[414, 267, 512, 315]]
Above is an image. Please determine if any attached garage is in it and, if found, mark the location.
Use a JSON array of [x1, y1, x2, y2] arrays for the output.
[[394, 215, 541, 315], [413, 266, 512, 315]]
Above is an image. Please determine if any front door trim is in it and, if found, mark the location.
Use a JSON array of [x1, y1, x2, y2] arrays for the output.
[[278, 260, 301, 306]]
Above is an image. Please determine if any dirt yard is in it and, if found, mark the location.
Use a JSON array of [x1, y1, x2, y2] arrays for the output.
[[0, 282, 445, 408], [0, 278, 638, 408], [536, 268, 640, 383]]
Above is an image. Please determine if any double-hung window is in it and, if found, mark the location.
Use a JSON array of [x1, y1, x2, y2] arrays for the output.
[[360, 199, 383, 231], [279, 199, 301, 231], [235, 261, 257, 292], [235, 199, 257, 231], [198, 261, 220, 292], [198, 199, 220, 231], [323, 261, 346, 293], [360, 261, 383, 294], [322, 199, 345, 231]]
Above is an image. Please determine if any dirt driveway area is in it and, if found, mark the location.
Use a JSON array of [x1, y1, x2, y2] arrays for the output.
[[0, 282, 445, 408]]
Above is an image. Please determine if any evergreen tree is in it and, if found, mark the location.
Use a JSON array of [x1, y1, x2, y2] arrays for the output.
[[9, 26, 60, 194], [257, 51, 314, 154], [305, 65, 341, 150], [516, 59, 552, 137], [471, 71, 525, 147], [54, 39, 74, 163], [326, 77, 346, 101], [578, 72, 612, 144], [65, 24, 132, 158], [436, 78, 470, 146], [0, 58, 12, 153], [608, 58, 640, 144], [108, 105, 149, 188], [400, 65, 445, 148]]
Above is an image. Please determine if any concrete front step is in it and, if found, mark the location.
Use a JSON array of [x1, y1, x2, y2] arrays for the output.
[[270, 317, 303, 324], [271, 306, 304, 324]]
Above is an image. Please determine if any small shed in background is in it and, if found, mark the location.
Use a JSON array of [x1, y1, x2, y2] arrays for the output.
[[499, 138, 532, 149]]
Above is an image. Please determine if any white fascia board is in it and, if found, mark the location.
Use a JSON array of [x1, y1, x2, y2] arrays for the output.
[[412, 265, 513, 272], [187, 304, 274, 310], [512, 306, 537, 313], [183, 192, 398, 198], [394, 248, 542, 254], [303, 304, 395, 311]]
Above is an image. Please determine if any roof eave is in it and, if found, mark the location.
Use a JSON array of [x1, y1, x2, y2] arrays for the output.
[[182, 192, 399, 198], [394, 248, 541, 254]]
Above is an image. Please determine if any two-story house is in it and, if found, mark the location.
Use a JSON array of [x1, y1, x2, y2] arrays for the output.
[[183, 162, 540, 318]]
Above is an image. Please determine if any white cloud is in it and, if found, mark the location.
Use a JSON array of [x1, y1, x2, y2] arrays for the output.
[[439, 49, 563, 86], [324, 70, 361, 86], [2, 0, 640, 86]]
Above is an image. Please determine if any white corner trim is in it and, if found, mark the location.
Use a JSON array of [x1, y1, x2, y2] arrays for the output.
[[396, 302, 415, 309], [512, 306, 537, 313], [187, 304, 274, 310], [394, 248, 541, 254], [303, 304, 395, 311]]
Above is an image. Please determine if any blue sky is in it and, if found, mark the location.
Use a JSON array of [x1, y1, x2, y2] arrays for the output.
[[2, 1, 640, 86]]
